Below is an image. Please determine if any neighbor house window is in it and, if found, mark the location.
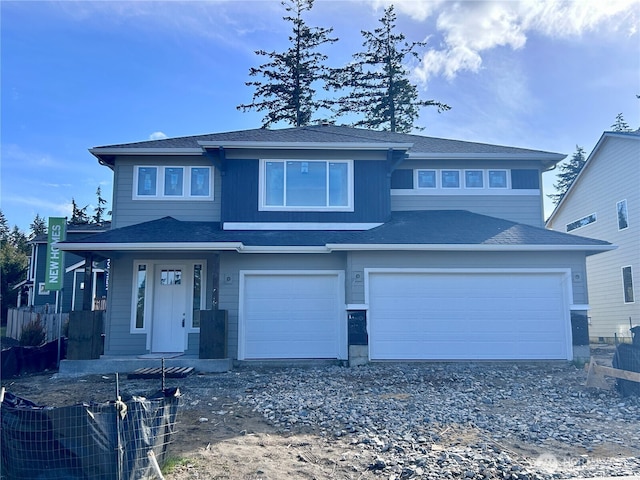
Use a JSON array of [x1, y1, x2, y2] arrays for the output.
[[465, 170, 484, 188], [134, 264, 147, 329], [192, 264, 202, 328], [566, 213, 596, 232], [261, 160, 352, 210], [617, 200, 629, 230], [488, 170, 508, 188], [134, 166, 213, 199], [623, 266, 635, 303], [417, 170, 437, 188], [441, 170, 460, 188]]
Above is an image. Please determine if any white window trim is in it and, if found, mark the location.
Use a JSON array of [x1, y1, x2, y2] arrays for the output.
[[487, 169, 509, 189], [189, 261, 207, 332], [617, 199, 629, 231], [415, 169, 438, 189], [441, 169, 462, 189], [131, 261, 152, 333], [464, 169, 485, 189], [258, 159, 354, 212], [566, 213, 597, 232], [133, 166, 214, 200], [622, 265, 635, 304]]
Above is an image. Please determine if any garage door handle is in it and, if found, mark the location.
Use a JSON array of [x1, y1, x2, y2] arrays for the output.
[[182, 315, 185, 328]]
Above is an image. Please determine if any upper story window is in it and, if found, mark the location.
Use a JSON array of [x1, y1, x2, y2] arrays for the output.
[[465, 170, 484, 188], [134, 166, 213, 200], [260, 160, 353, 211], [441, 170, 461, 188], [488, 170, 508, 188], [410, 168, 512, 192], [617, 200, 629, 230], [566, 213, 596, 232]]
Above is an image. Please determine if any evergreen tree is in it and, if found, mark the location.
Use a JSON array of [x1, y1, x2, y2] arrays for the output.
[[549, 146, 587, 206], [70, 198, 90, 225], [0, 210, 9, 244], [330, 5, 449, 133], [237, 0, 337, 127], [93, 186, 108, 224], [8, 226, 29, 255], [29, 214, 47, 238], [0, 240, 29, 321], [611, 113, 632, 132]]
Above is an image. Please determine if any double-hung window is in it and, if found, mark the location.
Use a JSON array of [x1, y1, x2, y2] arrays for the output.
[[261, 160, 353, 210]]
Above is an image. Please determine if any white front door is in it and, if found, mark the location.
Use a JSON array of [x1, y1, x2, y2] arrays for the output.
[[152, 265, 187, 352]]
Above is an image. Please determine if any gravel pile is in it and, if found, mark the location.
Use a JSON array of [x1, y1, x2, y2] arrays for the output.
[[226, 362, 640, 479]]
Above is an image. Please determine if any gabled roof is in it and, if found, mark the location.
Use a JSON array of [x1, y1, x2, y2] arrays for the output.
[[546, 130, 640, 226], [29, 221, 112, 244], [58, 210, 613, 255], [90, 125, 565, 167]]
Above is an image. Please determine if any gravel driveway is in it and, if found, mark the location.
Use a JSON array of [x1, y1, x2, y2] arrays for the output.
[[179, 360, 640, 479]]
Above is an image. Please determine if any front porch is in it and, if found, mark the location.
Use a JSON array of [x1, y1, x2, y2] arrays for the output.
[[58, 355, 232, 377]]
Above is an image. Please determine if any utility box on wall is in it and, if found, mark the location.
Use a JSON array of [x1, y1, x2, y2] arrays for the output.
[[199, 310, 228, 359], [348, 310, 368, 366]]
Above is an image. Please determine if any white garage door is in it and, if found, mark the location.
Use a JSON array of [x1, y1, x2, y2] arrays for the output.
[[239, 271, 345, 360], [368, 270, 571, 360]]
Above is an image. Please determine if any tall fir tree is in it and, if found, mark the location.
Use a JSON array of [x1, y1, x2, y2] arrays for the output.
[[29, 214, 47, 238], [237, 0, 337, 128], [329, 5, 449, 133], [0, 210, 9, 244], [70, 198, 90, 225], [93, 186, 109, 224], [549, 146, 587, 206], [611, 112, 632, 132]]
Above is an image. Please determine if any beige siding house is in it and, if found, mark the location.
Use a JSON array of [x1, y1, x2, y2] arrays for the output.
[[546, 131, 640, 342]]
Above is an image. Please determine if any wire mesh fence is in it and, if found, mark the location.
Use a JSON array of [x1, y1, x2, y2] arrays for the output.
[[0, 379, 181, 480]]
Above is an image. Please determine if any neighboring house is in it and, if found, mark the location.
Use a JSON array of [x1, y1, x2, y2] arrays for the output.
[[22, 222, 110, 313], [59, 125, 613, 362], [546, 131, 639, 343]]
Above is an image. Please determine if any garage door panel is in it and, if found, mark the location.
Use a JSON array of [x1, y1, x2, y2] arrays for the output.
[[241, 273, 343, 359], [368, 271, 570, 360]]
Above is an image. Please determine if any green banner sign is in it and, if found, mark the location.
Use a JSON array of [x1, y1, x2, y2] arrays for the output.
[[45, 217, 66, 291]]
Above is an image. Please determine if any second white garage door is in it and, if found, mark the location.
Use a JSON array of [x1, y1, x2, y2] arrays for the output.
[[367, 269, 572, 360], [239, 271, 346, 360]]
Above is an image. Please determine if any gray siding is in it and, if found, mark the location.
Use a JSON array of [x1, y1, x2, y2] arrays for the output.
[[112, 156, 221, 228], [547, 135, 640, 340], [347, 250, 588, 305], [391, 194, 543, 226], [390, 160, 546, 227]]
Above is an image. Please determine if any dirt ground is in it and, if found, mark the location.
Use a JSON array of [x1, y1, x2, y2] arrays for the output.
[[1, 348, 638, 480]]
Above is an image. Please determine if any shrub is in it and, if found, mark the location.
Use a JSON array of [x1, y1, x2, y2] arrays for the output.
[[19, 315, 46, 346]]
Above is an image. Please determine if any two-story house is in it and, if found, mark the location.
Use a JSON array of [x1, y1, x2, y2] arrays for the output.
[[21, 222, 110, 313], [546, 131, 639, 343], [59, 125, 612, 363]]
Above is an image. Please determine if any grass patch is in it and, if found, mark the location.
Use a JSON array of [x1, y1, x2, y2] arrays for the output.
[[161, 456, 194, 475]]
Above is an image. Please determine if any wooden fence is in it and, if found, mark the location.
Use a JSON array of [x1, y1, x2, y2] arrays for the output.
[[6, 309, 69, 343]]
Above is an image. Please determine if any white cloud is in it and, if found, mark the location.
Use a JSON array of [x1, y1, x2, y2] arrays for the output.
[[411, 0, 640, 83], [149, 131, 168, 140]]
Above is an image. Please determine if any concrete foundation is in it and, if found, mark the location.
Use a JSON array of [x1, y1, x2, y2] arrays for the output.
[[349, 345, 369, 367], [58, 355, 232, 377]]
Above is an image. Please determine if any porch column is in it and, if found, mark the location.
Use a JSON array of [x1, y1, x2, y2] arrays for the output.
[[83, 254, 94, 310]]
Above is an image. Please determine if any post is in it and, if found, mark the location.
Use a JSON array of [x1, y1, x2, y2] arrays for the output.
[[83, 254, 94, 311]]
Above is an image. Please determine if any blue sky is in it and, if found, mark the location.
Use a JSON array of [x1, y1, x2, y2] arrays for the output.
[[2, 0, 639, 232]]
